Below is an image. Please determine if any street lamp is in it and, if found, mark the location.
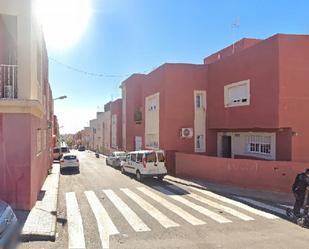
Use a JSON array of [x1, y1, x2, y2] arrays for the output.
[[53, 95, 67, 101]]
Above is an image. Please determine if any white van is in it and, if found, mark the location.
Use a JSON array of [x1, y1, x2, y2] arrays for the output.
[[121, 150, 167, 181]]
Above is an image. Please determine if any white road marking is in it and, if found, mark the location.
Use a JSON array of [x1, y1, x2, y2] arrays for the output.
[[66, 192, 86, 249], [191, 187, 278, 219], [121, 188, 179, 229], [279, 204, 293, 209], [85, 191, 119, 249], [167, 185, 254, 221], [137, 187, 205, 225], [234, 196, 286, 216], [155, 186, 232, 224], [103, 189, 150, 232]]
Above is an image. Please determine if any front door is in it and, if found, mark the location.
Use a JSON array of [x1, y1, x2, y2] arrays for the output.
[[222, 135, 232, 158]]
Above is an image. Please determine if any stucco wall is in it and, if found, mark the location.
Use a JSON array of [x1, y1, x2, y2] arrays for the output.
[[207, 35, 280, 130], [122, 74, 145, 151], [110, 99, 122, 150], [277, 34, 309, 162], [176, 152, 308, 193], [0, 113, 51, 210]]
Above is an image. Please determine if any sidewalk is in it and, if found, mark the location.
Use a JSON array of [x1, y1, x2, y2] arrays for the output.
[[20, 164, 60, 241], [165, 175, 295, 206]]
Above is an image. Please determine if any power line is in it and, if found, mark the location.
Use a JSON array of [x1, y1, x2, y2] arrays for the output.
[[49, 57, 137, 78]]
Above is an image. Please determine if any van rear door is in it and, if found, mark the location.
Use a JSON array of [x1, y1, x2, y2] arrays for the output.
[[144, 151, 158, 175], [156, 151, 167, 174]]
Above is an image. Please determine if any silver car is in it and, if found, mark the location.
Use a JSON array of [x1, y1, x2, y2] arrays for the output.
[[0, 201, 18, 249], [106, 151, 126, 168]]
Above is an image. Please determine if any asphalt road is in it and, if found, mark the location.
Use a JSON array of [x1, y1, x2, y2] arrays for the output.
[[19, 150, 309, 249]]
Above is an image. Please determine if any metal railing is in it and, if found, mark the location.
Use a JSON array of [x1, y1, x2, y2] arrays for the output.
[[0, 64, 18, 99]]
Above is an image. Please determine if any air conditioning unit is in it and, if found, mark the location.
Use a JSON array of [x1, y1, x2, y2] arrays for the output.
[[181, 128, 193, 138]]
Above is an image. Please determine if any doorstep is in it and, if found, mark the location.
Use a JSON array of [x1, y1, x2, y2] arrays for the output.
[[20, 164, 60, 241]]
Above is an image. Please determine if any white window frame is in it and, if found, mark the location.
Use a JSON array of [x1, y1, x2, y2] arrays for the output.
[[224, 79, 250, 108], [246, 135, 272, 156], [145, 92, 160, 150]]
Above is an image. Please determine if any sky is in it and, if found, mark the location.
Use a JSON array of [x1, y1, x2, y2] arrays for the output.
[[43, 0, 309, 134]]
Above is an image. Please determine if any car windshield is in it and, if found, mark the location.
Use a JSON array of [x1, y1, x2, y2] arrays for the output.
[[116, 152, 126, 157], [64, 155, 77, 160], [53, 148, 60, 153]]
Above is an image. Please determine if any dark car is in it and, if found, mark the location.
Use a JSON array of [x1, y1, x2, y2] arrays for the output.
[[78, 145, 86, 151], [0, 201, 18, 249]]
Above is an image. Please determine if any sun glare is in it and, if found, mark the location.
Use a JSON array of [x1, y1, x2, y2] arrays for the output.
[[35, 0, 92, 49]]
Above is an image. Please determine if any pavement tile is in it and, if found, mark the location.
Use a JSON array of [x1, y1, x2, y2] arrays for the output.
[[21, 164, 60, 241]]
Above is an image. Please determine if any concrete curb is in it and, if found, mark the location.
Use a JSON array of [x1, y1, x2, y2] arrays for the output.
[[20, 164, 60, 242]]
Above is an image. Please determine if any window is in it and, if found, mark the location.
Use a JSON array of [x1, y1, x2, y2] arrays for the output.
[[136, 153, 143, 162], [196, 94, 203, 108], [131, 154, 137, 162], [64, 155, 77, 160], [196, 135, 204, 149], [146, 134, 159, 149], [224, 80, 250, 107], [157, 152, 165, 162], [247, 135, 271, 155], [146, 152, 156, 162], [147, 95, 158, 111]]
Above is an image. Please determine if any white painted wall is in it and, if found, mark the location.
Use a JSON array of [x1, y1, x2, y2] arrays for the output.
[[194, 90, 206, 153], [0, 0, 44, 101], [217, 131, 276, 160], [122, 85, 126, 150], [145, 92, 159, 149], [111, 114, 117, 149], [102, 111, 111, 151]]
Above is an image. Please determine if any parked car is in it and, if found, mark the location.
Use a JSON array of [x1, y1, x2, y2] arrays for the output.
[[121, 150, 167, 181], [61, 146, 70, 154], [78, 145, 86, 151], [53, 147, 63, 161], [0, 200, 18, 249], [60, 154, 80, 170], [106, 151, 126, 168]]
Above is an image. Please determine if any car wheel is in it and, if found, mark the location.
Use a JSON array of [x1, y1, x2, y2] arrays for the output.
[[158, 175, 164, 181], [121, 166, 125, 174], [136, 170, 143, 182]]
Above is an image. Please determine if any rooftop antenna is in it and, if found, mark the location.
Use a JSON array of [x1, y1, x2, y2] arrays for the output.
[[231, 17, 240, 54]]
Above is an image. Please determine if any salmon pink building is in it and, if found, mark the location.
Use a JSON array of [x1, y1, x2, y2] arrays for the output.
[[0, 0, 55, 210], [205, 34, 309, 163], [110, 98, 122, 151], [121, 63, 208, 154]]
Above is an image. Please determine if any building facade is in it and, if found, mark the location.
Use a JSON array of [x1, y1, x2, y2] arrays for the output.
[[122, 64, 208, 154], [0, 0, 55, 210], [206, 34, 309, 162]]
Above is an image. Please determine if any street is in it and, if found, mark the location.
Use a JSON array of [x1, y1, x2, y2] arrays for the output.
[[19, 151, 309, 249]]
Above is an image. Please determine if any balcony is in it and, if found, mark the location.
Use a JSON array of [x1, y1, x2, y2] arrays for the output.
[[0, 64, 18, 99]]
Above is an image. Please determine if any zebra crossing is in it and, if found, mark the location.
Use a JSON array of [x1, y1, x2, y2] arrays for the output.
[[65, 184, 286, 249]]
